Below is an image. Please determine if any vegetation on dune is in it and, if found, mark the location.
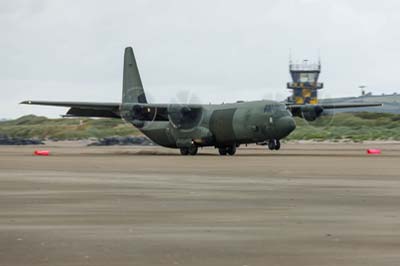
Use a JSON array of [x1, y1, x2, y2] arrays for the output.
[[1, 112, 400, 141], [0, 115, 139, 140], [287, 112, 400, 141]]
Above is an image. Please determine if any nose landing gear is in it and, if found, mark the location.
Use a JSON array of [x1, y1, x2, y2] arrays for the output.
[[268, 139, 281, 150]]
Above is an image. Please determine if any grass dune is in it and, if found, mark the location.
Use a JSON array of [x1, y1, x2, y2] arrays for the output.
[[1, 113, 400, 141]]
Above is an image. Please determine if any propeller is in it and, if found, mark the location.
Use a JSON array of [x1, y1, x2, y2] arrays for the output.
[[168, 89, 203, 130]]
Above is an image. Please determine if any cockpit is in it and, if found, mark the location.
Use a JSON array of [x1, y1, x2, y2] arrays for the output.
[[264, 104, 289, 113]]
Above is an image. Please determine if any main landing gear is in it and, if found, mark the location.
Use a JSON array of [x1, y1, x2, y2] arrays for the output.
[[180, 146, 198, 156], [268, 139, 281, 150], [218, 145, 237, 156]]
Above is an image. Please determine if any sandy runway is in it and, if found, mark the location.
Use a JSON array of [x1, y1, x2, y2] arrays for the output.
[[0, 143, 399, 266]]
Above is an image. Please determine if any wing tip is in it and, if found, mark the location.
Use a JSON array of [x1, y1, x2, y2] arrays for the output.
[[20, 100, 32, 105]]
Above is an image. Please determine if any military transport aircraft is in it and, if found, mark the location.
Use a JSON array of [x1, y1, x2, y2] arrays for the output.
[[21, 47, 381, 155]]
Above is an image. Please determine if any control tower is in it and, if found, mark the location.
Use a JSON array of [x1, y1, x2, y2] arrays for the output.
[[287, 60, 323, 105]]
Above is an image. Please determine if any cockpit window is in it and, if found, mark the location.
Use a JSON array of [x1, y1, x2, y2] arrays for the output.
[[264, 105, 272, 113], [265, 104, 287, 113], [278, 105, 287, 111]]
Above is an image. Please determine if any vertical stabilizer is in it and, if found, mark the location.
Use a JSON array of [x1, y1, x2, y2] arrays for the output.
[[122, 47, 147, 103]]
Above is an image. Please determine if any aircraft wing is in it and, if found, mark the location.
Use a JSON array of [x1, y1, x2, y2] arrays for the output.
[[20, 101, 203, 121], [122, 103, 203, 122], [286, 103, 383, 120], [287, 103, 383, 110], [20, 100, 121, 118]]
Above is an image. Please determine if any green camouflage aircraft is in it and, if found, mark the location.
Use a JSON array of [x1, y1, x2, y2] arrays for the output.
[[21, 47, 381, 155]]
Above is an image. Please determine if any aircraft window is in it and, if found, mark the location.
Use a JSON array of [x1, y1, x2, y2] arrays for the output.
[[279, 105, 287, 111], [270, 105, 286, 111], [265, 105, 287, 113], [264, 105, 272, 113]]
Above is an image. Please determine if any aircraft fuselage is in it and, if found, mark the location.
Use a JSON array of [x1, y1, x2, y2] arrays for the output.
[[122, 100, 296, 149]]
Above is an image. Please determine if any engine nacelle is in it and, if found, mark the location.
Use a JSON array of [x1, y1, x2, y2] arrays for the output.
[[130, 105, 155, 120], [300, 105, 324, 121], [168, 105, 203, 130]]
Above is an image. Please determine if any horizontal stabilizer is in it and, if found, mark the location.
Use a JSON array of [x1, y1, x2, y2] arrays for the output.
[[20, 100, 121, 118], [65, 107, 121, 118], [20, 100, 120, 109]]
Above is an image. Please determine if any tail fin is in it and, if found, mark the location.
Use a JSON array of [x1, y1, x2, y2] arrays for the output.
[[122, 47, 147, 104]]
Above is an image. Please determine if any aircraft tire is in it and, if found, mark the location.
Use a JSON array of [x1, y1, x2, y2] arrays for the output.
[[226, 145, 236, 156], [188, 146, 198, 156], [275, 140, 281, 150], [218, 147, 227, 156], [268, 139, 276, 150], [180, 147, 189, 155]]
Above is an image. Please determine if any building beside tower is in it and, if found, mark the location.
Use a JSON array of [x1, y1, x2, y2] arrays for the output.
[[285, 58, 400, 113], [287, 60, 323, 105]]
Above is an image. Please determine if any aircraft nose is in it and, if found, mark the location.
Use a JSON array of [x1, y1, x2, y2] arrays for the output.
[[275, 116, 296, 138]]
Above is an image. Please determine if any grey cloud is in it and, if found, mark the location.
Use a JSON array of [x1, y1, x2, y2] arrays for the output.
[[1, 0, 399, 118]]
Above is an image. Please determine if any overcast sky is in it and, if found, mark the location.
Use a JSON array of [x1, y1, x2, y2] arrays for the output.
[[1, 0, 400, 118]]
